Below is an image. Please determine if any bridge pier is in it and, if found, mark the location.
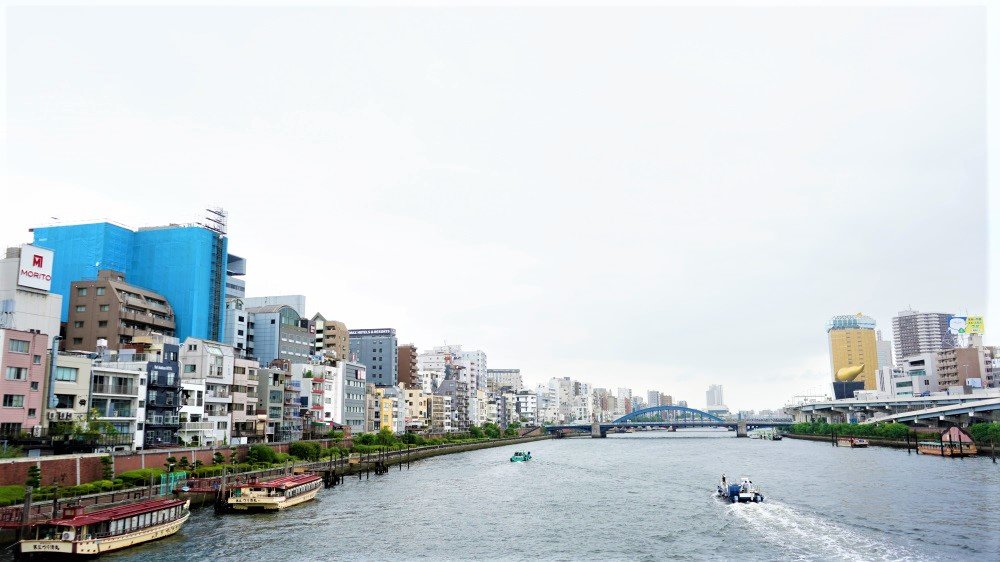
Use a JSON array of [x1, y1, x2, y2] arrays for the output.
[[736, 420, 748, 438], [591, 422, 606, 438]]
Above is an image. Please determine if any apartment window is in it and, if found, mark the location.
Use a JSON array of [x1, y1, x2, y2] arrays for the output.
[[32, 355, 42, 365], [75, 305, 86, 312], [7, 339, 29, 354], [5, 367, 27, 381], [55, 367, 78, 382], [100, 304, 110, 312], [30, 382, 39, 391], [0, 422, 21, 435], [98, 321, 108, 328], [2, 395, 25, 408], [74, 321, 85, 328], [72, 338, 83, 346], [77, 287, 88, 296], [184, 364, 197, 373], [96, 287, 106, 296], [27, 408, 36, 418], [55, 394, 75, 408]]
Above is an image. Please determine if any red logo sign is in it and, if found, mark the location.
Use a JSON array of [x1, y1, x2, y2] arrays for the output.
[[32, 254, 43, 268]]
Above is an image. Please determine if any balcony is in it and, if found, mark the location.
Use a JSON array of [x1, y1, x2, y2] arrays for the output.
[[146, 415, 180, 426], [92, 384, 137, 396], [100, 409, 134, 419], [205, 389, 231, 400], [178, 421, 215, 431]]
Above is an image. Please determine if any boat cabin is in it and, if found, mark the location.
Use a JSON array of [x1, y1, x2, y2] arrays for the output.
[[29, 499, 188, 542]]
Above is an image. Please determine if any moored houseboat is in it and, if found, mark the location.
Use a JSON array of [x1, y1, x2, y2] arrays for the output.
[[19, 498, 190, 557], [918, 427, 978, 457], [224, 474, 323, 511]]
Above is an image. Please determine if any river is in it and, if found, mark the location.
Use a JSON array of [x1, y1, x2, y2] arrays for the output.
[[95, 430, 1000, 560]]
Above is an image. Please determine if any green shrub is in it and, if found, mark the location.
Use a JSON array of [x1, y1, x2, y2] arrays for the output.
[[118, 468, 164, 487], [247, 445, 278, 465], [0, 485, 25, 506], [289, 441, 322, 461], [355, 433, 376, 446]]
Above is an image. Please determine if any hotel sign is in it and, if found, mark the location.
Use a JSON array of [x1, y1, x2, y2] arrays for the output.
[[17, 244, 54, 291], [348, 328, 395, 337]]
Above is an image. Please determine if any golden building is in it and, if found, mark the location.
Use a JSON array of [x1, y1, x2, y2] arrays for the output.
[[827, 313, 879, 390]]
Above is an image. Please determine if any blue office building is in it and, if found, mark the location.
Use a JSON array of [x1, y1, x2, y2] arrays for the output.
[[32, 221, 228, 343]]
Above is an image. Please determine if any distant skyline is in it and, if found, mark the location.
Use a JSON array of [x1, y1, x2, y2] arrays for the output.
[[3, 5, 995, 410]]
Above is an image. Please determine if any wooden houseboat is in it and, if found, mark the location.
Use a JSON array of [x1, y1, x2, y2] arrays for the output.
[[19, 498, 190, 557]]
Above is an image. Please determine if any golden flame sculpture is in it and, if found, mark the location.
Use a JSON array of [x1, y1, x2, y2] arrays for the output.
[[835, 364, 865, 382]]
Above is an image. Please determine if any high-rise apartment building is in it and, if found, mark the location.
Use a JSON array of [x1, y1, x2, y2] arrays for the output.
[[892, 309, 954, 361], [349, 329, 398, 387], [647, 390, 660, 408], [827, 313, 880, 390], [397, 344, 418, 388], [706, 384, 724, 408], [32, 216, 232, 342]]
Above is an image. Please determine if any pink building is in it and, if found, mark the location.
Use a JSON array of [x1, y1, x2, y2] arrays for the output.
[[0, 329, 49, 435]]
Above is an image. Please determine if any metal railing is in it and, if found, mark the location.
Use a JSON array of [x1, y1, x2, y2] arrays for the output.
[[178, 421, 215, 431], [92, 384, 137, 395]]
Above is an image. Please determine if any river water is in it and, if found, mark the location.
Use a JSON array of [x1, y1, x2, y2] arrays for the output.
[[98, 430, 999, 561]]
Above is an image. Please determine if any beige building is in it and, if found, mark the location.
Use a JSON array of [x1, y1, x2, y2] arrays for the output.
[[312, 313, 349, 361], [936, 347, 983, 389], [403, 387, 427, 431], [65, 270, 175, 351], [231, 355, 261, 443], [43, 352, 94, 431]]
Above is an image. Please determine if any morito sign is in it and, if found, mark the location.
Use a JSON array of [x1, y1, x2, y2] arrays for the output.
[[17, 244, 54, 291]]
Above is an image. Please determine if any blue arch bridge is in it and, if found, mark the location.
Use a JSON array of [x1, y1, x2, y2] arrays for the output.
[[545, 405, 792, 438]]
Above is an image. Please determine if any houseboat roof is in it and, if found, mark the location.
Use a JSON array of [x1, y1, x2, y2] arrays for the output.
[[47, 499, 186, 527], [254, 474, 322, 489]]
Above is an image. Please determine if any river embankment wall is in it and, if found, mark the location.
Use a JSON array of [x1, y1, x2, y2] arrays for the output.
[[784, 433, 997, 456]]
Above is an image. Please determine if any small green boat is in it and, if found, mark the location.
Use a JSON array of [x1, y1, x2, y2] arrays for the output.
[[510, 451, 532, 462]]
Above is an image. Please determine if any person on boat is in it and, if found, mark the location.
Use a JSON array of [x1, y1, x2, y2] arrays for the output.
[[721, 474, 727, 486]]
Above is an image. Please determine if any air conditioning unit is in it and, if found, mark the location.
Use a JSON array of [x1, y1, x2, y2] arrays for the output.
[[59, 412, 73, 420], [47, 411, 58, 421]]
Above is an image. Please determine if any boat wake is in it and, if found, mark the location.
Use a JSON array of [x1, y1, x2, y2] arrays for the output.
[[724, 501, 923, 561]]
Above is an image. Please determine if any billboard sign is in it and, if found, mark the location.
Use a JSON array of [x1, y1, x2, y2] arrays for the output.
[[965, 378, 983, 389], [17, 245, 54, 291], [965, 316, 984, 335], [947, 316, 968, 335]]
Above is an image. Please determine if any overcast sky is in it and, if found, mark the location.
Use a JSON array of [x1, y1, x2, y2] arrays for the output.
[[2, 4, 993, 410]]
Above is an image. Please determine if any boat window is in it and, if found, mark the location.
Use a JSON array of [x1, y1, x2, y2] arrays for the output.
[[130, 516, 137, 529]]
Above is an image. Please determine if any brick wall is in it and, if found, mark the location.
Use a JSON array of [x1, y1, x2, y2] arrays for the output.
[[0, 454, 106, 486], [0, 439, 348, 487]]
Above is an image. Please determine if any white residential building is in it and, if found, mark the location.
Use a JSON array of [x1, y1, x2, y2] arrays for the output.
[[180, 338, 236, 446], [89, 364, 146, 451]]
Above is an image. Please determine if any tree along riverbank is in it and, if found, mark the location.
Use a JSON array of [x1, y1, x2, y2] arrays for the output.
[[784, 433, 998, 457]]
